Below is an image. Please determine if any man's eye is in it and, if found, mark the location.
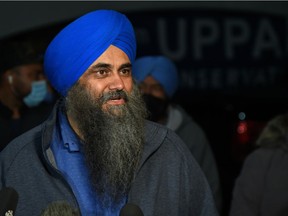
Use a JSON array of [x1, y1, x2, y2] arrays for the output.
[[96, 70, 107, 76], [121, 68, 131, 76]]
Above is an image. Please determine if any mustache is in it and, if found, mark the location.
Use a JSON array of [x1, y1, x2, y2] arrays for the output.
[[99, 90, 128, 104]]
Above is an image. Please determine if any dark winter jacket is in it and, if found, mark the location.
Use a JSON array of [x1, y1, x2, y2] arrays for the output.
[[0, 101, 218, 216], [230, 113, 288, 216]]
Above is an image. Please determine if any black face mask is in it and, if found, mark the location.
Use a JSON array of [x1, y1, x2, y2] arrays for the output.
[[142, 94, 169, 122]]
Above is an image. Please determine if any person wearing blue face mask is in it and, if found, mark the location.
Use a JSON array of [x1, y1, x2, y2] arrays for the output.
[[8, 75, 48, 108], [0, 39, 55, 151]]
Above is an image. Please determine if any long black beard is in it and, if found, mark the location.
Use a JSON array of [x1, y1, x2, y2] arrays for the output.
[[65, 81, 147, 209]]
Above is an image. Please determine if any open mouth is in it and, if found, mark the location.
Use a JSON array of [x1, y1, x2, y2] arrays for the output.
[[109, 95, 123, 100], [105, 91, 127, 103], [106, 95, 126, 105]]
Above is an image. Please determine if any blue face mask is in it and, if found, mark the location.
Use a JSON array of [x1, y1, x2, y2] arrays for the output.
[[23, 80, 48, 107]]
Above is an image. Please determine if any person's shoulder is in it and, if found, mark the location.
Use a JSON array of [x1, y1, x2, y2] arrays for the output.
[[144, 120, 196, 164], [145, 120, 168, 140], [246, 147, 281, 160], [173, 104, 207, 134], [242, 147, 286, 171], [0, 124, 42, 164], [145, 119, 185, 147], [173, 105, 198, 126]]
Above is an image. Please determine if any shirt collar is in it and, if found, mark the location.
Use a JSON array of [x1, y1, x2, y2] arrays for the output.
[[58, 110, 81, 152]]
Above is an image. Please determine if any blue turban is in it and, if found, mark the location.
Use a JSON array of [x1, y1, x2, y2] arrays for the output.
[[133, 56, 178, 98], [44, 9, 136, 96]]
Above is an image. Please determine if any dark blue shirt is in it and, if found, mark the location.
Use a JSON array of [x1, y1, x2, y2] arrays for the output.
[[50, 110, 126, 215]]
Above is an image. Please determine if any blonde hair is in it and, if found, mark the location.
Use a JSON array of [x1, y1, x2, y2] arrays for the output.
[[256, 113, 288, 150]]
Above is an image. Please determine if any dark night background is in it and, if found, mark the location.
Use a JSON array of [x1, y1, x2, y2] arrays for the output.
[[1, 2, 288, 215]]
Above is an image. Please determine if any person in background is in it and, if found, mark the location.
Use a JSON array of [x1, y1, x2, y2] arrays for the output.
[[133, 55, 222, 212], [229, 112, 288, 216], [0, 10, 218, 216], [0, 39, 54, 151]]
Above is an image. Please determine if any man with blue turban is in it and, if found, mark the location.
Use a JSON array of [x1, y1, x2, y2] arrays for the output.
[[133, 55, 223, 213], [0, 10, 218, 216]]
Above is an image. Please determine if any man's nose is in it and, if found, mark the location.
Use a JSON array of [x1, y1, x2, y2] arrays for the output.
[[108, 73, 125, 90]]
